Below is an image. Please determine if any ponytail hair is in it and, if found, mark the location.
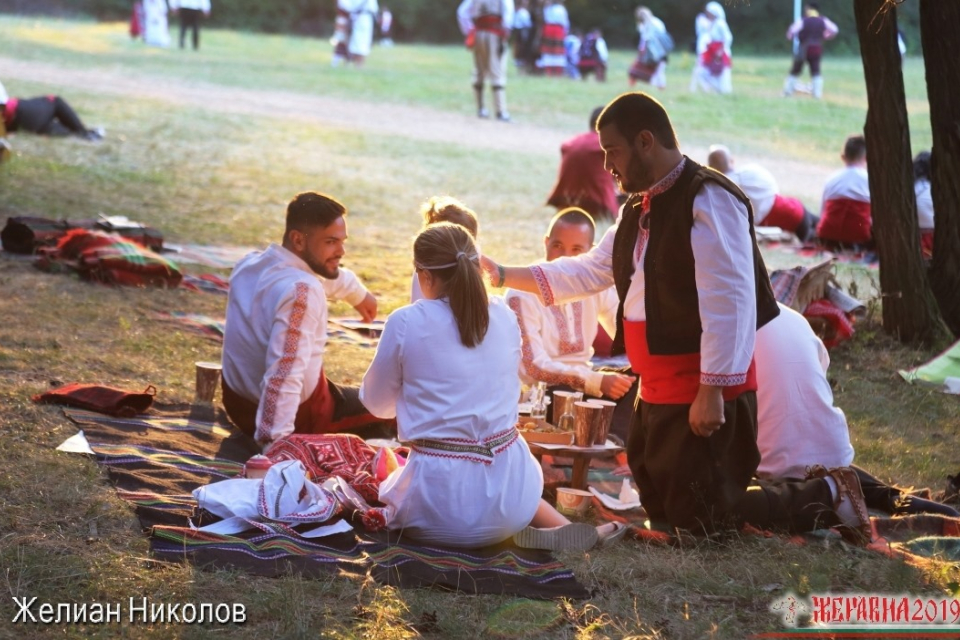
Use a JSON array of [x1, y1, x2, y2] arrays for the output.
[[413, 222, 489, 348]]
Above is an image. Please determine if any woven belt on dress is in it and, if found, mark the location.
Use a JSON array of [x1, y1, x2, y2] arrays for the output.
[[404, 428, 518, 464]]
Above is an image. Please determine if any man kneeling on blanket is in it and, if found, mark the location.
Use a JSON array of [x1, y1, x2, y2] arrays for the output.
[[222, 191, 387, 452]]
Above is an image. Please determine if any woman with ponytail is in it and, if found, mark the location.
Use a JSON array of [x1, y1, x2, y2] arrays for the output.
[[361, 222, 625, 549]]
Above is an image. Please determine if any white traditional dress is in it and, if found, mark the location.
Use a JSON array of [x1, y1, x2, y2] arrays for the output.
[[348, 0, 379, 59], [360, 297, 543, 547], [142, 0, 171, 47]]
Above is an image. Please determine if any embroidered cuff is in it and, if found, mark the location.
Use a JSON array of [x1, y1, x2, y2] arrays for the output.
[[700, 371, 747, 387], [530, 265, 555, 307]]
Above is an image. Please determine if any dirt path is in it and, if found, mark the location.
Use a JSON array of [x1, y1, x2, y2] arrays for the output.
[[0, 56, 832, 201]]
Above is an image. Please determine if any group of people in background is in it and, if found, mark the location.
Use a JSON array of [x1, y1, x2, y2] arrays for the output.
[[130, 0, 211, 50]]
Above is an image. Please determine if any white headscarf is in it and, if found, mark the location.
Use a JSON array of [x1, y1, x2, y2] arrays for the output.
[[705, 1, 726, 21]]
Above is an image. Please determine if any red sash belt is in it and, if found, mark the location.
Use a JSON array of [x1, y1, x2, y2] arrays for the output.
[[623, 319, 756, 404], [475, 14, 504, 33], [817, 198, 872, 245]]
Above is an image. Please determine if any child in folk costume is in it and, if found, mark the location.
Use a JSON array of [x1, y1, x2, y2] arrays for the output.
[[360, 223, 626, 549], [577, 28, 608, 82], [538, 0, 569, 77]]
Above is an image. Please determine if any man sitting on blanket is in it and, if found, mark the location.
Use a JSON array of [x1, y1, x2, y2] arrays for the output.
[[221, 191, 386, 451], [505, 207, 637, 441]]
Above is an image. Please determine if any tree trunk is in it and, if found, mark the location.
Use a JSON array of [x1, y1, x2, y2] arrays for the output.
[[853, 0, 946, 344], [919, 0, 960, 338]]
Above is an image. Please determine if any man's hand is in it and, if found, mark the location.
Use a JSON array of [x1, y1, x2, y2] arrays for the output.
[[479, 254, 500, 284], [600, 372, 636, 400], [352, 292, 378, 322], [689, 384, 724, 437]]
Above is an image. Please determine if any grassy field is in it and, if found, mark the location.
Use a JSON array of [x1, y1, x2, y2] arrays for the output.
[[1, 15, 959, 640]]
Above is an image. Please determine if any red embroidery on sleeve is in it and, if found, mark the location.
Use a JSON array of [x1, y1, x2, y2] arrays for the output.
[[256, 282, 311, 445], [531, 265, 555, 307]]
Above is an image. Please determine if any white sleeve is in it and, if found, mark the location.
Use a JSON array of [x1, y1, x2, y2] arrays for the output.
[[785, 18, 802, 39], [597, 38, 609, 63], [823, 17, 839, 38], [501, 0, 514, 31], [255, 282, 325, 447], [506, 293, 601, 396], [692, 183, 756, 386], [596, 286, 620, 340], [321, 267, 369, 307], [457, 0, 473, 35], [531, 224, 617, 306], [358, 311, 404, 419]]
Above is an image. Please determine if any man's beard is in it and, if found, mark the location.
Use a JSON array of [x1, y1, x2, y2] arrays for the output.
[[618, 155, 656, 194], [305, 256, 339, 280]]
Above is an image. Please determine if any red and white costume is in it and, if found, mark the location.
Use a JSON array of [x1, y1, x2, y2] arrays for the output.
[[728, 163, 806, 233], [816, 165, 871, 245], [531, 160, 756, 403], [359, 297, 542, 547], [222, 244, 369, 448]]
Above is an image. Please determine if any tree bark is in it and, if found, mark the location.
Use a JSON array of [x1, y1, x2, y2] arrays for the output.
[[919, 0, 960, 338], [853, 0, 946, 344]]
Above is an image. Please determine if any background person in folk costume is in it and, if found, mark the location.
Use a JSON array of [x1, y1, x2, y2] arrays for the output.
[[692, 1, 733, 94], [782, 2, 838, 99], [483, 92, 873, 544], [142, 0, 171, 48], [511, 0, 534, 73], [537, 0, 568, 77], [169, 0, 210, 51], [630, 6, 670, 90], [707, 145, 820, 243], [457, 0, 515, 121], [0, 81, 103, 141], [546, 106, 620, 222], [330, 0, 355, 67], [347, 0, 379, 66], [577, 28, 608, 82], [815, 134, 872, 251]]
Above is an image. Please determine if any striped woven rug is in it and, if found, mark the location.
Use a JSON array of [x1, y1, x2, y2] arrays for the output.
[[64, 406, 589, 598]]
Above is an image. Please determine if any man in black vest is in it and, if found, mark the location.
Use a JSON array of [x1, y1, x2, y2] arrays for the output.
[[483, 92, 871, 543]]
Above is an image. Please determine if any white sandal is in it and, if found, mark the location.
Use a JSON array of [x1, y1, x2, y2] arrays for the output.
[[513, 523, 598, 551]]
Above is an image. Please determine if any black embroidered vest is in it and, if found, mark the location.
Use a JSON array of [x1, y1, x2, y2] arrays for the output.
[[610, 158, 780, 356]]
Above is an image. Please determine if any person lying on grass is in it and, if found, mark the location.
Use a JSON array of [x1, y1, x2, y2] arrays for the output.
[[360, 222, 626, 550]]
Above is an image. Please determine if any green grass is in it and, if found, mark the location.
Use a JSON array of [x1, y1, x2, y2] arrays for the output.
[[1, 15, 958, 640]]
